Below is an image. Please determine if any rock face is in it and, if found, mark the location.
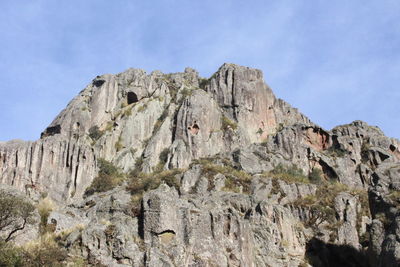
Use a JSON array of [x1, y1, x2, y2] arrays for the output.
[[0, 64, 310, 203], [0, 63, 399, 266], [0, 138, 97, 202]]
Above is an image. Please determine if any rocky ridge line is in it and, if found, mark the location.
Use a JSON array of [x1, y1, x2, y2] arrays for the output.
[[0, 63, 399, 267]]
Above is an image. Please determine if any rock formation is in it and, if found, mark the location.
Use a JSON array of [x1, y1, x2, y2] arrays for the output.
[[0, 63, 399, 266]]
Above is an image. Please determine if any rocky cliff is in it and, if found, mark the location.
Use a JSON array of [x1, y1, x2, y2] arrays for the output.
[[0, 63, 399, 267]]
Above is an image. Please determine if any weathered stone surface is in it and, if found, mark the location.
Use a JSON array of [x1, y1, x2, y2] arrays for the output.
[[0, 137, 97, 203], [140, 183, 306, 267], [1, 63, 399, 266], [334, 192, 360, 248], [367, 162, 400, 267], [50, 187, 144, 266]]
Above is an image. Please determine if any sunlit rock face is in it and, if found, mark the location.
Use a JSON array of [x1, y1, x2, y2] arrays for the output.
[[1, 63, 399, 267]]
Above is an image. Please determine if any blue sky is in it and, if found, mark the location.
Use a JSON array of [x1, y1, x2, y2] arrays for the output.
[[1, 0, 399, 141]]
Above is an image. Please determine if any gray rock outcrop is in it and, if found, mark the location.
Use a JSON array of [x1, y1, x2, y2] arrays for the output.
[[0, 63, 399, 266]]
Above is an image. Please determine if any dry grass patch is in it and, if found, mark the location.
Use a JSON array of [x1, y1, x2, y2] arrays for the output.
[[37, 197, 56, 234]]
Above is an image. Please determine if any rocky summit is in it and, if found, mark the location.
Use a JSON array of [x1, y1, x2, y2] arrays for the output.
[[0, 63, 399, 267]]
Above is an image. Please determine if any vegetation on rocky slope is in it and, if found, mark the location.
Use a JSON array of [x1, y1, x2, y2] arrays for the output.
[[1, 64, 399, 266], [84, 159, 125, 196], [127, 168, 183, 215], [0, 190, 35, 243]]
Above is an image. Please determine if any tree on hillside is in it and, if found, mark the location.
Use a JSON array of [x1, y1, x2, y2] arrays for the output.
[[0, 190, 35, 242]]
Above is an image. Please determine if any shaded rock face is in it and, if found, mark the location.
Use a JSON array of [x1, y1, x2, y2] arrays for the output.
[[0, 63, 399, 266]]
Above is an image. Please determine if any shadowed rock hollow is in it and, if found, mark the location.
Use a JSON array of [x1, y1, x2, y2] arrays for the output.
[[0, 63, 399, 266]]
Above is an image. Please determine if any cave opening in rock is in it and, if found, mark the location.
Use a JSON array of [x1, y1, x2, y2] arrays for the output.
[[127, 92, 139, 104], [93, 79, 105, 87], [41, 125, 61, 138], [389, 144, 396, 152]]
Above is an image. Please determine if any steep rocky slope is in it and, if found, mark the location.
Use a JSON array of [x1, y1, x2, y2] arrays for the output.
[[0, 64, 399, 266]]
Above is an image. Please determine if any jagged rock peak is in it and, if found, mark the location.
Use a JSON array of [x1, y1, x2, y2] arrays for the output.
[[1, 63, 311, 202], [1, 63, 400, 266]]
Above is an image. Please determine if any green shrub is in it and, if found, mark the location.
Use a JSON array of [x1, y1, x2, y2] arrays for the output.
[[325, 146, 348, 158], [104, 224, 116, 238], [269, 164, 310, 184], [387, 189, 400, 206], [123, 107, 132, 117], [104, 121, 114, 132], [361, 142, 371, 153], [291, 182, 349, 227], [198, 78, 208, 88], [0, 241, 23, 267], [1, 234, 86, 267], [67, 256, 88, 267], [130, 157, 144, 177], [175, 88, 193, 105], [127, 169, 182, 194], [130, 194, 143, 217], [88, 126, 103, 141], [193, 158, 252, 193], [309, 168, 323, 184], [21, 234, 68, 267], [152, 109, 169, 135], [168, 84, 179, 103], [127, 169, 183, 215], [159, 148, 170, 165], [0, 191, 36, 243], [115, 136, 124, 152], [137, 103, 148, 112], [375, 212, 391, 228], [84, 159, 124, 196], [180, 88, 191, 98], [97, 158, 119, 176], [276, 123, 284, 133], [221, 116, 237, 131]]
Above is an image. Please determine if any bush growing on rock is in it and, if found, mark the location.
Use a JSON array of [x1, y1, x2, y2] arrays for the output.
[[127, 168, 183, 215], [158, 148, 170, 165], [269, 164, 310, 184], [0, 190, 36, 243], [193, 158, 252, 193], [325, 146, 349, 158], [290, 182, 347, 227], [128, 169, 182, 194], [84, 159, 124, 196], [88, 126, 103, 141], [20, 234, 68, 267], [387, 189, 400, 207], [0, 233, 82, 267], [221, 115, 237, 131], [0, 241, 23, 266], [309, 168, 323, 184], [291, 182, 369, 231]]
